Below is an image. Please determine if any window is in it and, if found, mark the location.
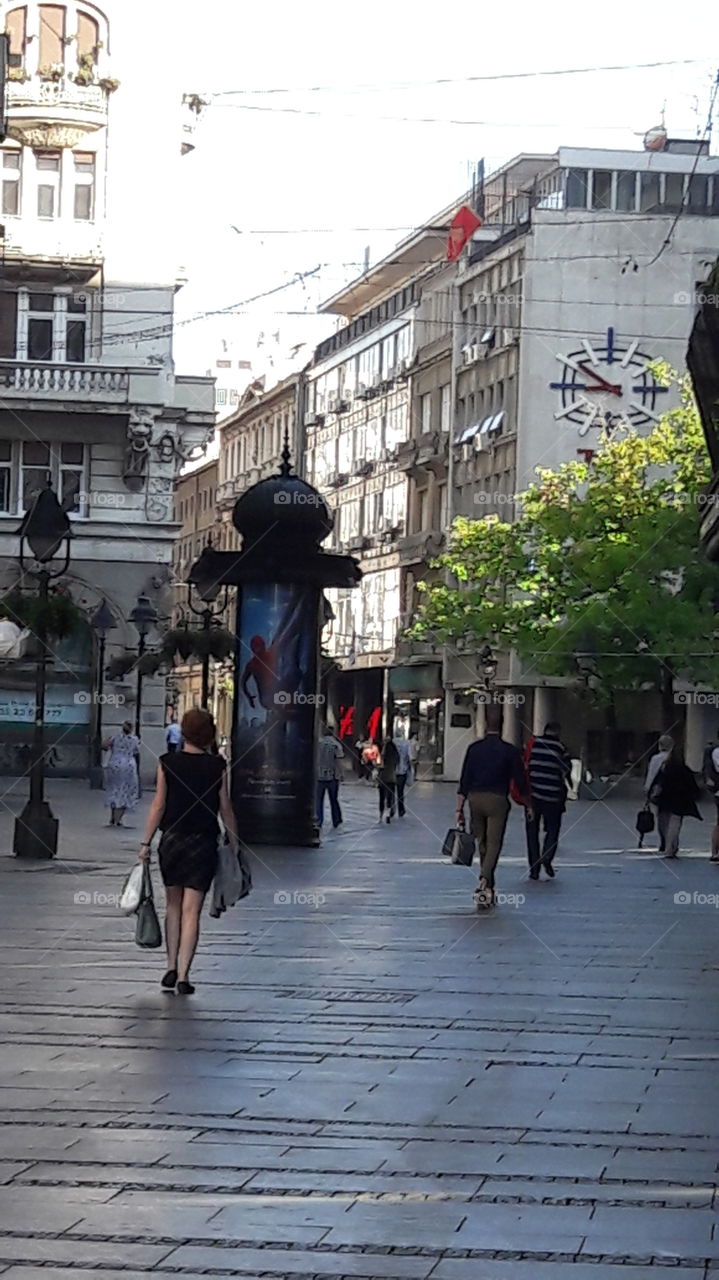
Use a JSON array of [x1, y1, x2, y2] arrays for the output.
[[664, 172, 685, 212], [216, 388, 227, 406], [6, 7, 26, 68], [591, 170, 612, 210], [2, 151, 21, 217], [230, 389, 239, 404], [21, 440, 51, 512], [59, 442, 86, 515], [39, 4, 65, 67], [418, 488, 429, 532], [77, 10, 99, 62], [35, 151, 61, 219], [565, 168, 589, 209], [20, 291, 87, 363], [616, 170, 637, 212], [0, 441, 11, 513], [440, 384, 451, 433], [420, 392, 432, 434], [640, 172, 661, 212], [687, 174, 709, 212], [73, 152, 95, 221]]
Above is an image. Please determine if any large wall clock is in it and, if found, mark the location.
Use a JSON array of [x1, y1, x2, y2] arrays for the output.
[[550, 327, 668, 436]]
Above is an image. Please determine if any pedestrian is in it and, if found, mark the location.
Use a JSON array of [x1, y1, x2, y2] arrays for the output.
[[393, 729, 412, 817], [649, 742, 702, 858], [644, 734, 674, 853], [137, 709, 239, 995], [701, 730, 719, 861], [408, 732, 420, 778], [456, 703, 532, 908], [525, 721, 572, 880], [317, 725, 344, 830], [360, 737, 381, 783], [102, 721, 140, 827], [378, 736, 399, 823], [166, 715, 183, 754]]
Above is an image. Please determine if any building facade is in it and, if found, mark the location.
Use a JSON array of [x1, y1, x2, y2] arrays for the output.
[[443, 137, 719, 776], [0, 0, 215, 780], [170, 457, 220, 722]]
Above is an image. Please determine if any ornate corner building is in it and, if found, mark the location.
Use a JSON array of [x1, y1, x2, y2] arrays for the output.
[[0, 1, 215, 779]]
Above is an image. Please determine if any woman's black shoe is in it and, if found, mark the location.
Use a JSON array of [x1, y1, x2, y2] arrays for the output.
[[161, 969, 177, 990], [176, 980, 195, 995]]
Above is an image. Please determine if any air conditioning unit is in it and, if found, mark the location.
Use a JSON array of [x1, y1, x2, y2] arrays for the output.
[[396, 359, 410, 381], [336, 399, 351, 414], [462, 344, 479, 365], [356, 385, 371, 400], [462, 443, 473, 461], [474, 433, 488, 452], [328, 397, 340, 413]]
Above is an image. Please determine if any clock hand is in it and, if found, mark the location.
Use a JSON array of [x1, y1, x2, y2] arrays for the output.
[[578, 363, 622, 395]]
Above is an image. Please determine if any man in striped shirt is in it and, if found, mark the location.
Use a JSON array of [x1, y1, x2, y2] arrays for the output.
[[525, 721, 572, 880]]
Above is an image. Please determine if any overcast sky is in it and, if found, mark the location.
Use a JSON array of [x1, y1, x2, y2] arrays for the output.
[[116, 0, 716, 374]]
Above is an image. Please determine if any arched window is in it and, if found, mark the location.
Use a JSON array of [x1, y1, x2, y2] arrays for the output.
[[38, 4, 65, 69], [6, 7, 27, 68], [77, 11, 99, 62]]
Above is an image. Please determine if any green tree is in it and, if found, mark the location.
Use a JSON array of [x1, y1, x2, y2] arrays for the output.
[[412, 374, 719, 725]]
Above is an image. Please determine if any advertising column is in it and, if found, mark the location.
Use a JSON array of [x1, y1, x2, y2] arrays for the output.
[[232, 581, 321, 846]]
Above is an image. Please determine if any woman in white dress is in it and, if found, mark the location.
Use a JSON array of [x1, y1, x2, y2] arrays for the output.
[[103, 721, 140, 826]]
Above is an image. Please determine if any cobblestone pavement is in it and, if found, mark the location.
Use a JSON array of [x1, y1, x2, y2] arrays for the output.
[[1, 775, 719, 1278]]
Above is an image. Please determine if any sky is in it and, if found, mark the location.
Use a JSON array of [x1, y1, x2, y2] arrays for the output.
[[116, 0, 717, 377]]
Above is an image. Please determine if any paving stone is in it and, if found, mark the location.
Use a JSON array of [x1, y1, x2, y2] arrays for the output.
[[2, 781, 719, 1271]]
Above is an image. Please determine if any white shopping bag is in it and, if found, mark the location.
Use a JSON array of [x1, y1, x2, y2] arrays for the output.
[[119, 863, 144, 915]]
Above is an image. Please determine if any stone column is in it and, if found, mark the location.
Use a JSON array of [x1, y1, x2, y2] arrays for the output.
[[501, 689, 521, 745], [533, 686, 555, 735]]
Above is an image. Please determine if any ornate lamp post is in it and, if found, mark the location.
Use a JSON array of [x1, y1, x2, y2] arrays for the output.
[[129, 595, 158, 738], [89, 599, 116, 789], [13, 486, 72, 860], [479, 644, 498, 693], [187, 541, 229, 709]]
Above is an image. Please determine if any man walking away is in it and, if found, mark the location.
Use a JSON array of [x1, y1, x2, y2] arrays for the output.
[[526, 721, 571, 879], [456, 703, 531, 908], [316, 726, 344, 830], [166, 716, 183, 754], [378, 737, 399, 824], [393, 730, 412, 817], [701, 731, 719, 862], [645, 734, 673, 853]]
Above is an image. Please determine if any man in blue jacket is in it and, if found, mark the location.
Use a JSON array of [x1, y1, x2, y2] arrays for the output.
[[456, 703, 531, 906]]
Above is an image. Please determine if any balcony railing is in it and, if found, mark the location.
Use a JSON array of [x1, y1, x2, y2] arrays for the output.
[[0, 360, 149, 403], [2, 216, 103, 264], [7, 76, 107, 119]]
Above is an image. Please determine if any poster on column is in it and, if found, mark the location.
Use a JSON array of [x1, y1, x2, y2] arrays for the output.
[[233, 582, 319, 830]]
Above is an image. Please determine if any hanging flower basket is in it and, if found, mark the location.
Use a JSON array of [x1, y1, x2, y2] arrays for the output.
[[136, 652, 162, 677], [207, 628, 235, 661], [0, 587, 81, 640]]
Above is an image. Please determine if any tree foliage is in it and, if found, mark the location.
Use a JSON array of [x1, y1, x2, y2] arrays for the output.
[[412, 373, 719, 700]]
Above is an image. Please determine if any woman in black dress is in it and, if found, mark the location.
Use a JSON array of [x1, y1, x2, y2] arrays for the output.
[[138, 709, 239, 994]]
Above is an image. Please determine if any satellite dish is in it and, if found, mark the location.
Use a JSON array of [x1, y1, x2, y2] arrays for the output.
[[643, 125, 667, 152]]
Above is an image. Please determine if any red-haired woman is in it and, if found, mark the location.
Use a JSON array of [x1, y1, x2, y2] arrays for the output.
[[138, 709, 238, 994]]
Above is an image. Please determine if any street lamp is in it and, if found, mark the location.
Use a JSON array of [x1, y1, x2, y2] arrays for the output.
[[129, 595, 158, 738], [13, 485, 72, 860], [479, 644, 498, 691], [187, 541, 229, 709], [89, 599, 116, 790]]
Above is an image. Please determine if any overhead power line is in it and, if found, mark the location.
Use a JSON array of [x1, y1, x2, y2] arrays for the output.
[[210, 59, 703, 99]]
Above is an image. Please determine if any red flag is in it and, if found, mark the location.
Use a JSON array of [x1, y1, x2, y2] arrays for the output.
[[446, 205, 482, 262]]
